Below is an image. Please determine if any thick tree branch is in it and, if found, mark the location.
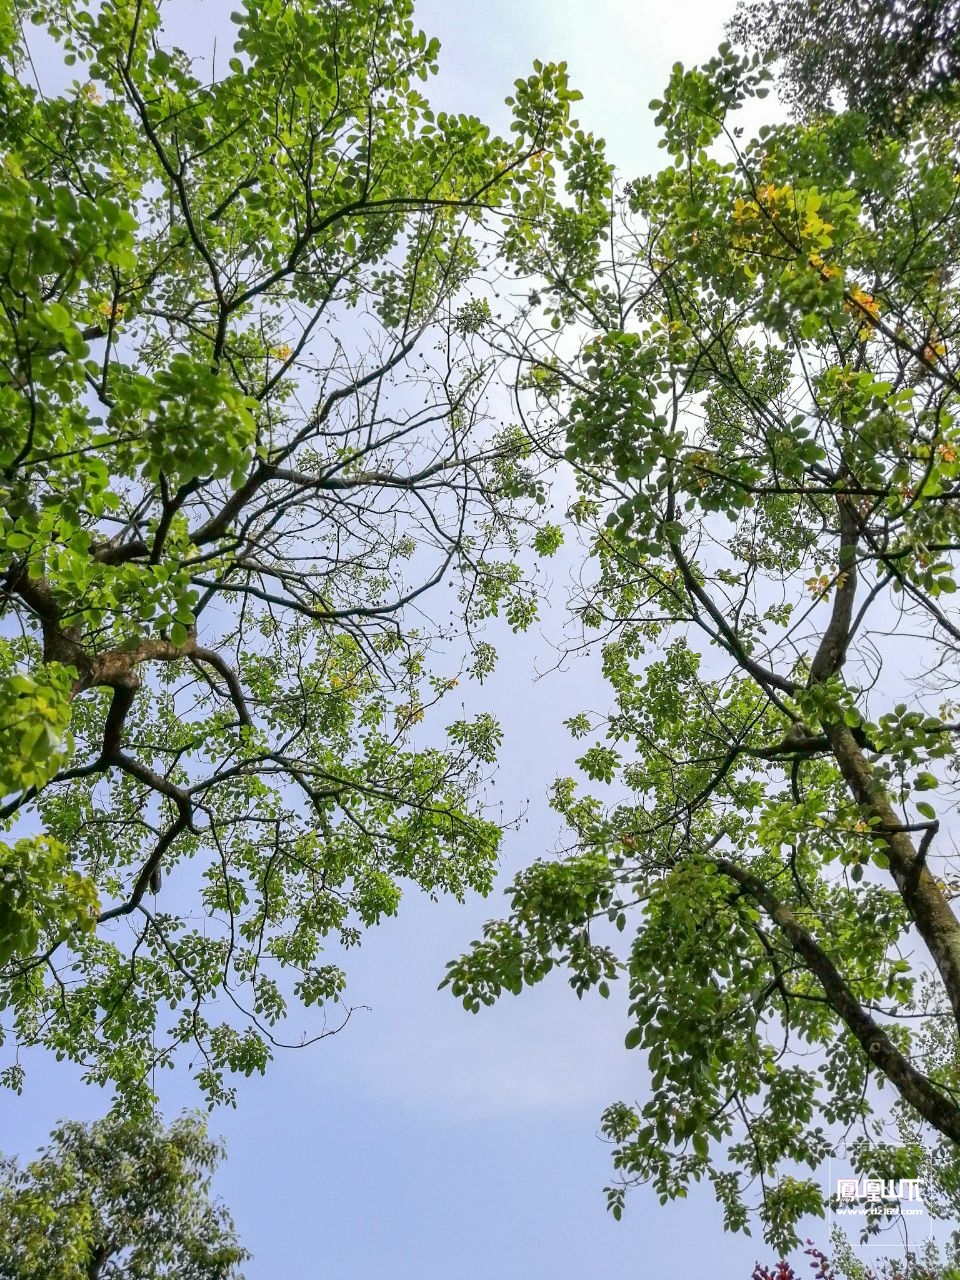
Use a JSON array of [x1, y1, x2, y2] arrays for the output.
[[808, 496, 860, 683], [715, 856, 960, 1143], [825, 721, 960, 1032]]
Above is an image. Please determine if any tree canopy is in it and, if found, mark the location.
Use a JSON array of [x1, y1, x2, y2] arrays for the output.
[[9, 0, 960, 1268], [729, 0, 960, 134], [0, 1111, 247, 1279], [445, 36, 960, 1251], [0, 0, 609, 1105]]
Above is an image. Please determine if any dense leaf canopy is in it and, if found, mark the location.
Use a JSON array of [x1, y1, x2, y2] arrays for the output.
[[446, 40, 960, 1250], [729, 0, 960, 134], [0, 0, 609, 1104], [10, 0, 960, 1265], [0, 1111, 247, 1280]]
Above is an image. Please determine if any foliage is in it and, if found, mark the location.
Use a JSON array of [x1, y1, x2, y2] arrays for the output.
[[753, 1242, 834, 1280], [445, 38, 960, 1251], [0, 834, 99, 968], [0, 0, 610, 1105], [0, 1110, 247, 1279], [754, 1229, 960, 1280], [729, 0, 960, 134]]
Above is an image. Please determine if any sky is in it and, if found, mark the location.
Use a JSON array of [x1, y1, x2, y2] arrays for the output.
[[0, 2, 837, 1277]]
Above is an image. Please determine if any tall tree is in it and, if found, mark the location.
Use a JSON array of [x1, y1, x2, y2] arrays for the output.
[[0, 0, 610, 1103], [445, 41, 960, 1250], [0, 1111, 248, 1279]]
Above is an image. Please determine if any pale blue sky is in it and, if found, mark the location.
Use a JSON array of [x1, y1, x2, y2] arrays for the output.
[[2, 2, 798, 1276]]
